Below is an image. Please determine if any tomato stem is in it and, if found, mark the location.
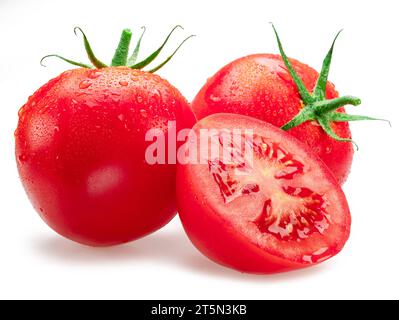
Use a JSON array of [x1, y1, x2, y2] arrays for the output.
[[111, 29, 133, 67]]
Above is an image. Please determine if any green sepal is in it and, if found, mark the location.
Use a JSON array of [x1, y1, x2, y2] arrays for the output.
[[281, 107, 315, 131], [329, 112, 391, 125], [40, 26, 193, 73], [40, 55, 93, 68], [148, 35, 195, 73], [271, 23, 314, 105], [313, 96, 361, 116], [130, 25, 183, 69], [127, 26, 146, 66], [318, 117, 359, 150], [313, 30, 342, 100], [74, 27, 108, 68], [271, 24, 388, 146]]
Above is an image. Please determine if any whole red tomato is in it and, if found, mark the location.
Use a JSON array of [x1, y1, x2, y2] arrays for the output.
[[15, 27, 195, 246], [192, 26, 381, 185]]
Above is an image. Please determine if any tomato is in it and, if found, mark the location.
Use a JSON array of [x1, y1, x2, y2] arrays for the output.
[[192, 26, 381, 185], [177, 114, 351, 273], [192, 54, 352, 184], [15, 27, 195, 246]]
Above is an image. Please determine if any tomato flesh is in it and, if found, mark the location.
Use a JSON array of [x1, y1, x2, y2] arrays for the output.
[[209, 136, 330, 242], [177, 114, 351, 273]]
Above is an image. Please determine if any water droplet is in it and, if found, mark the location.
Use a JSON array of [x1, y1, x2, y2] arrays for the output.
[[277, 70, 293, 83], [88, 70, 103, 79], [38, 105, 50, 114], [18, 105, 27, 117], [140, 109, 148, 118], [54, 126, 60, 133], [118, 114, 125, 122], [325, 146, 332, 154], [136, 95, 144, 104], [110, 96, 120, 104], [209, 94, 222, 102], [79, 80, 93, 89], [310, 121, 320, 127], [302, 255, 312, 263], [119, 80, 128, 87], [18, 154, 28, 162]]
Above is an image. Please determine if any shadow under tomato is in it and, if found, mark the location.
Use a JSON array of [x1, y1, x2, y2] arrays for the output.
[[33, 225, 330, 281]]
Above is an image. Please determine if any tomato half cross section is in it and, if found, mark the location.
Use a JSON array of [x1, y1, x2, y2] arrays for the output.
[[177, 114, 351, 274]]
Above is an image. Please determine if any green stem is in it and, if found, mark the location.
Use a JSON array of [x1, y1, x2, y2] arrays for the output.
[[111, 29, 133, 66]]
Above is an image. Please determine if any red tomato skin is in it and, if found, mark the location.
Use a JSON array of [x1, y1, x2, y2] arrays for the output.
[[178, 183, 301, 273], [177, 114, 351, 274], [192, 54, 354, 185], [16, 67, 195, 246]]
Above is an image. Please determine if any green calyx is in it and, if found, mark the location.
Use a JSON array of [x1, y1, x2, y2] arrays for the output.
[[41, 26, 195, 73], [271, 24, 389, 148]]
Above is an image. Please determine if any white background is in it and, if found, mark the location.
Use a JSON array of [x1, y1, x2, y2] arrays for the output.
[[0, 0, 398, 300]]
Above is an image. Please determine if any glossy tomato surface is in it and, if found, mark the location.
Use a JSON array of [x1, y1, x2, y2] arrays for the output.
[[192, 54, 354, 184], [177, 114, 351, 273], [15, 67, 195, 246]]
